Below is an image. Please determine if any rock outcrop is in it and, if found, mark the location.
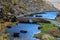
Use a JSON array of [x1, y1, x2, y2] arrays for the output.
[[0, 0, 57, 17]]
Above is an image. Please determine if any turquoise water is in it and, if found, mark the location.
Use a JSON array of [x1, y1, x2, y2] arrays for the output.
[[7, 23, 40, 40]]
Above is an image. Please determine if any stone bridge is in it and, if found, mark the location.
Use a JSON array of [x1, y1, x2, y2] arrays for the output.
[[17, 17, 50, 23]]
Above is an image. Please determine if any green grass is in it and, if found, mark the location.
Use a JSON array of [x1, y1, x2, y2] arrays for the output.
[[37, 22, 57, 32]]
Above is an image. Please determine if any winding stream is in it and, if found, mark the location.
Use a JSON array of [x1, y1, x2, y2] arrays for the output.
[[6, 11, 60, 40]]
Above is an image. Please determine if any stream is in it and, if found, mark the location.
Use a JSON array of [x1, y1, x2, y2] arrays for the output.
[[6, 11, 60, 40], [6, 23, 41, 40]]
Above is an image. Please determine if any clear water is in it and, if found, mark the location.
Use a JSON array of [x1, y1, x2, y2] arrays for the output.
[[27, 11, 58, 19], [38, 11, 58, 19], [6, 11, 59, 40], [57, 38, 60, 40], [7, 23, 40, 40]]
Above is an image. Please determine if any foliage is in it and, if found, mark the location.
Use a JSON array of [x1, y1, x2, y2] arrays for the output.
[[34, 33, 57, 40], [36, 22, 60, 38], [37, 23, 56, 32], [0, 22, 18, 40]]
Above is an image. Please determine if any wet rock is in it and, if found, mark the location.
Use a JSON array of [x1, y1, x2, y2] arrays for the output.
[[20, 30, 27, 33], [57, 14, 60, 17], [7, 26, 12, 28], [18, 21, 21, 23], [38, 26, 42, 30], [16, 23, 18, 25], [13, 33, 19, 37], [56, 14, 60, 22]]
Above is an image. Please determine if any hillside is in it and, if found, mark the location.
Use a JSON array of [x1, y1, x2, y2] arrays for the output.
[[0, 0, 57, 17]]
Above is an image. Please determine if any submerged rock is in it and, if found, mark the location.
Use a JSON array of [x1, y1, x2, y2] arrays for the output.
[[13, 33, 19, 37], [38, 26, 42, 30], [20, 30, 27, 33], [7, 26, 12, 29]]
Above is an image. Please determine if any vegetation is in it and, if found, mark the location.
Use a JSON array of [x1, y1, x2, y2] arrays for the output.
[[34, 33, 57, 40], [39, 23, 56, 32], [0, 33, 11, 40], [34, 23, 60, 40], [0, 0, 59, 40], [0, 21, 18, 40], [41, 33, 56, 40]]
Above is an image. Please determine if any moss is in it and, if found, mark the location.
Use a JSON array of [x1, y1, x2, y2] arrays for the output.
[[37, 23, 56, 32], [37, 22, 60, 38]]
